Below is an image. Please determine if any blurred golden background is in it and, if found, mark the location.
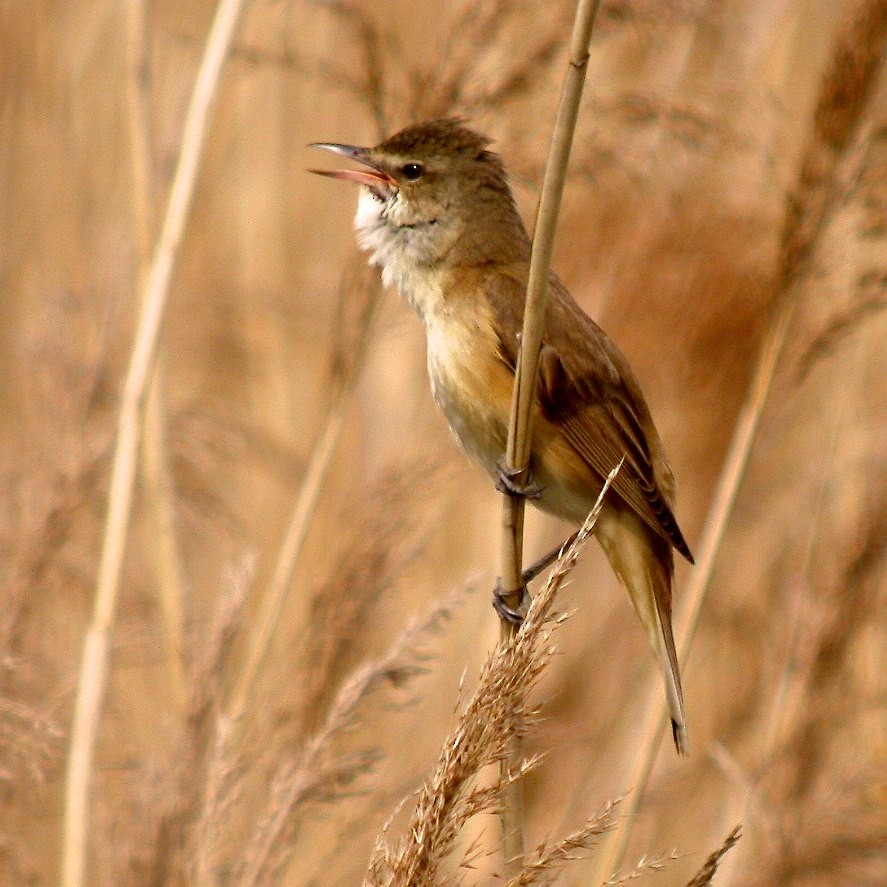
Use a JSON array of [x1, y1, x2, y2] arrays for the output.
[[1, 0, 885, 884]]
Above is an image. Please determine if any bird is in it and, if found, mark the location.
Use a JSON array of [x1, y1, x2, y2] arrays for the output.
[[310, 118, 694, 754]]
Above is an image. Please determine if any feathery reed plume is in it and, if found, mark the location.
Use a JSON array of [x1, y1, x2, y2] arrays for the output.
[[366, 465, 618, 886], [236, 592, 459, 887], [61, 2, 248, 884], [604, 849, 680, 885], [404, 1, 567, 120], [717, 498, 887, 885], [0, 695, 62, 787], [242, 0, 565, 133], [795, 270, 887, 381], [591, 2, 887, 879], [310, 0, 393, 134], [684, 826, 742, 887], [506, 798, 620, 887], [183, 557, 254, 887]]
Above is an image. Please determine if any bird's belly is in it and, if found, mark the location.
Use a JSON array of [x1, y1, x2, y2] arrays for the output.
[[425, 320, 510, 477], [423, 314, 612, 529]]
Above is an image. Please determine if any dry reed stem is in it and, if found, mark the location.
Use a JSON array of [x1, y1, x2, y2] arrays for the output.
[[590, 3, 887, 880], [367, 464, 618, 886], [142, 368, 189, 706], [236, 593, 458, 887], [60, 0, 248, 884], [497, 0, 602, 874], [125, 0, 189, 708]]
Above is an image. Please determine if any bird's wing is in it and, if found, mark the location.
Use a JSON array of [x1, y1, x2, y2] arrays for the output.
[[488, 270, 693, 562]]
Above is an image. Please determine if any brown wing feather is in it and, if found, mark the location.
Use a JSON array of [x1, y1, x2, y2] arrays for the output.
[[486, 268, 693, 563]]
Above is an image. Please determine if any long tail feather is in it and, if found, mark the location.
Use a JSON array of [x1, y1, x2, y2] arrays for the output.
[[596, 509, 688, 755]]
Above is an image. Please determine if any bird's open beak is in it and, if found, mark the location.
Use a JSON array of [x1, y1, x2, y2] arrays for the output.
[[308, 143, 397, 192]]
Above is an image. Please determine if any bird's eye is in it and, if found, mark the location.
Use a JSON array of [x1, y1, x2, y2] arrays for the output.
[[401, 162, 424, 180]]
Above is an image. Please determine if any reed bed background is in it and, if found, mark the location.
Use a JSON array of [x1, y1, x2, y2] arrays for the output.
[[2, 0, 886, 884]]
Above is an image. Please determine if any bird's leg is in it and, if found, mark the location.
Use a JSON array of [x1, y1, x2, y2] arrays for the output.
[[495, 459, 543, 499], [522, 531, 579, 583], [491, 531, 580, 624]]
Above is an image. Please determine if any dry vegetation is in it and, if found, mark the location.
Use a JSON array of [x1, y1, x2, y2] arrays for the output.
[[2, 1, 886, 885]]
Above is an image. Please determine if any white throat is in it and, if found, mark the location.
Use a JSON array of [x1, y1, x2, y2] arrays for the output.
[[353, 187, 453, 320]]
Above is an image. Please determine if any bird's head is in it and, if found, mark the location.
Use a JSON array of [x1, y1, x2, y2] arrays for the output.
[[310, 119, 524, 276]]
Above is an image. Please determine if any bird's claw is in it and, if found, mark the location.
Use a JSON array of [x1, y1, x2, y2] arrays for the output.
[[493, 579, 529, 625], [495, 460, 543, 499]]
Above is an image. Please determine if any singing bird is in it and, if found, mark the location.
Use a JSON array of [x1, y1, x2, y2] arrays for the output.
[[310, 119, 694, 754]]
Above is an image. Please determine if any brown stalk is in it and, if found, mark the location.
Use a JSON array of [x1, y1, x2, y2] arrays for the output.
[[590, 2, 887, 881], [497, 0, 602, 874], [59, 1, 248, 884]]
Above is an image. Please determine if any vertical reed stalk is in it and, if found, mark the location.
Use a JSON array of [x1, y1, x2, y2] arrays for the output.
[[60, 1, 248, 884], [497, 0, 602, 874]]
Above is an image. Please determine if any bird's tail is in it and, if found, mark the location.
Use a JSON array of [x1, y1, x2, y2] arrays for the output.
[[597, 510, 688, 755], [648, 550, 689, 756]]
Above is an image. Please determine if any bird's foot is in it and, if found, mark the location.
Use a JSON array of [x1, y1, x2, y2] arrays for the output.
[[495, 460, 543, 499], [493, 579, 530, 625]]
